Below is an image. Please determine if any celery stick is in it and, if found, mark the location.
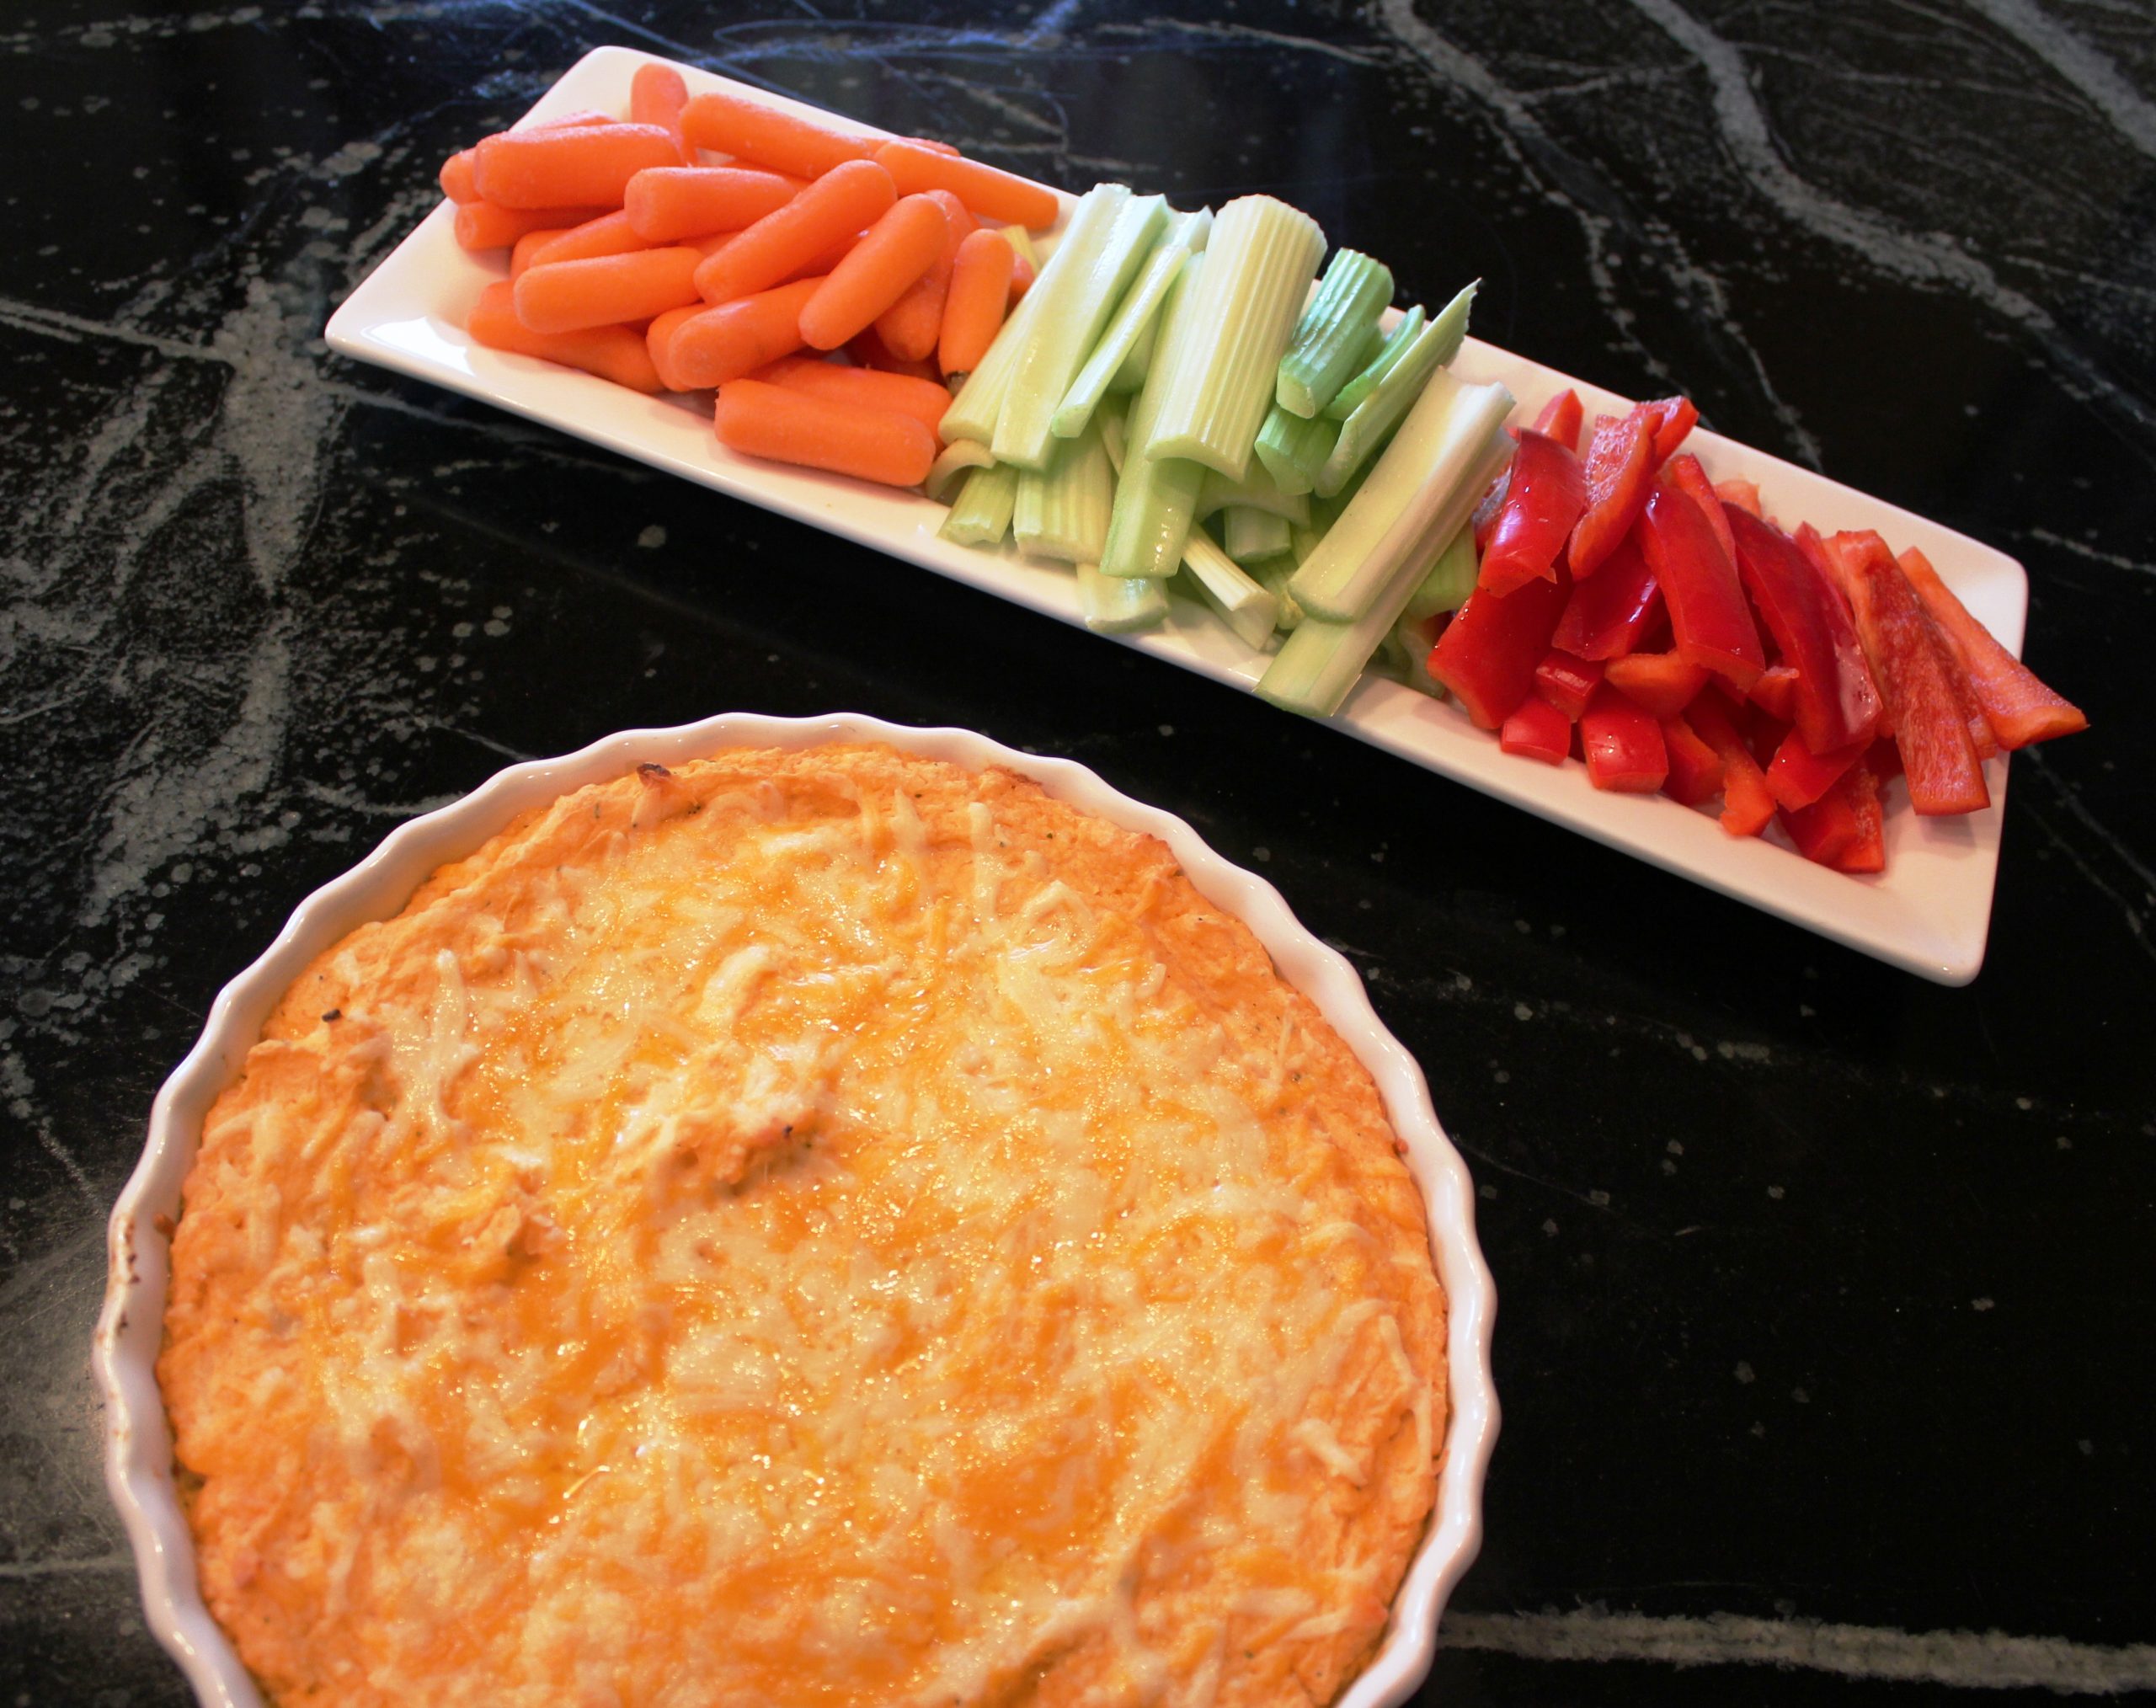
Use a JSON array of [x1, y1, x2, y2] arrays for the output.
[[1195, 461, 1310, 526], [1100, 253, 1209, 579], [1276, 248, 1394, 419], [1324, 304, 1424, 421], [1001, 225, 1041, 273], [1253, 404, 1337, 497], [942, 186, 1125, 447], [1178, 534, 1280, 650], [1404, 526, 1478, 622], [995, 190, 1166, 471], [925, 440, 995, 504], [938, 462, 1019, 547], [1315, 281, 1478, 499], [1051, 208, 1211, 440], [1420, 276, 1477, 370], [1108, 312, 1156, 394], [1290, 371, 1515, 620], [1077, 562, 1168, 632], [1139, 195, 1326, 479], [1014, 416, 1114, 563], [1222, 505, 1291, 564], [1253, 558, 1306, 632]]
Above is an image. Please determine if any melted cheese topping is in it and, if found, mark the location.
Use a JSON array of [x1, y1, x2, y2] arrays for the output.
[[161, 746, 1446, 1708]]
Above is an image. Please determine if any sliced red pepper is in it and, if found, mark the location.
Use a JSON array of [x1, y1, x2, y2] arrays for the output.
[[1566, 408, 1656, 578], [1532, 649, 1603, 721], [1727, 507, 1881, 755], [1897, 547, 2087, 750], [1821, 531, 1989, 816], [1428, 570, 1572, 731], [1470, 467, 1509, 556], [1551, 533, 1661, 659], [1647, 395, 1699, 463], [1479, 430, 1591, 596], [1580, 684, 1668, 793], [1765, 726, 1866, 812], [1685, 696, 1774, 836], [1512, 387, 1584, 453], [1926, 598, 2003, 761], [1714, 478, 1762, 517], [1781, 761, 1886, 874], [1661, 716, 1725, 806], [1604, 651, 1708, 718], [1635, 478, 1766, 691], [1500, 694, 1573, 765], [1665, 452, 1734, 565], [1748, 662, 1800, 723]]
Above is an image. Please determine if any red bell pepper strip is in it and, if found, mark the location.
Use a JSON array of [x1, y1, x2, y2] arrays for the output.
[[1551, 532, 1661, 659], [1566, 408, 1657, 578], [1714, 478, 1761, 517], [1635, 477, 1766, 692], [1765, 725, 1866, 812], [1780, 761, 1886, 874], [1512, 387, 1584, 453], [1661, 715, 1725, 806], [1500, 694, 1572, 765], [1647, 395, 1699, 463], [1665, 452, 1735, 565], [1479, 430, 1590, 596], [1604, 651, 1708, 718], [1532, 649, 1603, 721], [1684, 696, 1774, 835], [1579, 684, 1669, 793], [1428, 570, 1572, 730], [1726, 507, 1881, 756], [1470, 466, 1508, 556], [1748, 663, 1799, 723], [1897, 547, 2087, 750], [1822, 530, 1989, 816]]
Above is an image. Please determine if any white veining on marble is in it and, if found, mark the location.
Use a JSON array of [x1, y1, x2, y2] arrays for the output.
[[1965, 0, 2156, 159]]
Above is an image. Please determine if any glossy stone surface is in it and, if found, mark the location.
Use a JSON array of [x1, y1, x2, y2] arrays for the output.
[[3, 1, 2152, 1702]]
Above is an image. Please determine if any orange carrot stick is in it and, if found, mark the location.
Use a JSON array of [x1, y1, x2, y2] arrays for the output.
[[624, 166, 801, 242], [467, 280, 662, 392], [630, 61, 694, 163], [514, 247, 705, 334], [872, 139, 1059, 229], [530, 109, 620, 131], [440, 149, 480, 203], [669, 277, 828, 387], [679, 89, 874, 179], [510, 227, 574, 277], [846, 325, 943, 382], [753, 355, 950, 440], [713, 376, 937, 487], [527, 209, 657, 270], [645, 303, 707, 392], [798, 193, 947, 350], [454, 199, 611, 252], [873, 189, 970, 363], [938, 226, 1014, 377], [904, 136, 963, 157], [474, 123, 683, 210], [693, 158, 894, 303]]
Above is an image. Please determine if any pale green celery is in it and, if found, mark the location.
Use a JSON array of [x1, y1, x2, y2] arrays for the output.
[[924, 440, 995, 504], [938, 462, 1020, 547], [1107, 312, 1156, 393], [942, 186, 1125, 446], [1139, 195, 1326, 479], [1290, 371, 1515, 620], [1099, 253, 1209, 579], [1222, 505, 1292, 563], [995, 190, 1166, 471], [1315, 281, 1479, 499], [1077, 562, 1168, 632], [1404, 526, 1478, 622], [1275, 248, 1394, 419], [1014, 417, 1114, 563], [1324, 304, 1424, 421], [1251, 405, 1336, 497], [1179, 529, 1279, 650], [1195, 461, 1310, 526], [1051, 208, 1212, 440], [1254, 558, 1305, 631], [1001, 225, 1041, 272], [1387, 612, 1449, 698]]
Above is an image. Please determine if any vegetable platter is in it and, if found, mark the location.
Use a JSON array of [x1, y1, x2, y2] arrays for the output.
[[327, 44, 2040, 985]]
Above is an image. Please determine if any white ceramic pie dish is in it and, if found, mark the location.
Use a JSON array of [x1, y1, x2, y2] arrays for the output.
[[94, 709, 1499, 1708]]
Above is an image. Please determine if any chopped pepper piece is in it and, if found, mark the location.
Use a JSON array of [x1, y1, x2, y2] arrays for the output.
[[1428, 569, 1572, 730], [1765, 725, 1866, 812], [1897, 547, 2087, 750], [1580, 684, 1669, 793], [1604, 651, 1709, 718], [1749, 662, 1799, 723], [1514, 387, 1584, 453], [1647, 395, 1699, 463], [1684, 696, 1774, 835], [1566, 407, 1657, 578], [1551, 533, 1661, 659], [1781, 761, 1886, 873], [1661, 715, 1725, 806], [1479, 430, 1590, 596], [1500, 694, 1573, 765], [1727, 507, 1881, 756], [1635, 477, 1766, 691], [1533, 649, 1603, 722], [1665, 452, 1734, 565]]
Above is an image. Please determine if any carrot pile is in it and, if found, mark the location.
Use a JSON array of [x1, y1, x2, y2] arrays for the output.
[[441, 64, 1052, 488]]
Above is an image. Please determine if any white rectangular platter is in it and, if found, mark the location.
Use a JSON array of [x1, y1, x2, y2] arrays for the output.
[[326, 45, 2028, 986]]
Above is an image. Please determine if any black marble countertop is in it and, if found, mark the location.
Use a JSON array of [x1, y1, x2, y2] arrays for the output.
[[4, 1, 2153, 1703]]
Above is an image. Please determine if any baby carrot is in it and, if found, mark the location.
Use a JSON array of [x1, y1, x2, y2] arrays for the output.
[[903, 136, 963, 157], [474, 123, 682, 210], [440, 149, 480, 202], [467, 280, 662, 392], [528, 209, 655, 269], [625, 166, 801, 243], [754, 355, 950, 440], [938, 226, 1014, 377], [799, 193, 948, 350], [693, 158, 894, 303], [669, 277, 827, 387], [514, 246, 705, 334], [510, 227, 574, 277], [454, 199, 611, 252], [680, 89, 875, 180], [530, 109, 620, 131], [873, 189, 970, 362], [847, 325, 944, 382], [646, 303, 706, 392], [630, 61, 694, 163], [1008, 238, 1036, 301], [714, 377, 937, 488], [872, 139, 1060, 230]]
